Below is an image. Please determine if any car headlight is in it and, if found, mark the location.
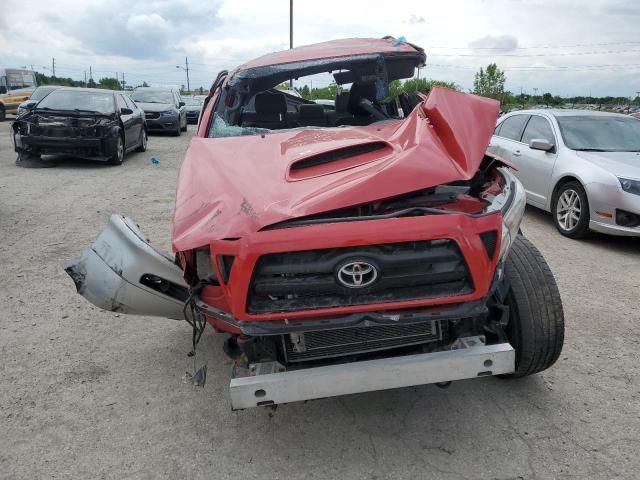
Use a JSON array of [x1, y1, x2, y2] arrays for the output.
[[160, 110, 177, 117], [498, 168, 527, 260], [618, 177, 640, 196], [195, 248, 219, 284]]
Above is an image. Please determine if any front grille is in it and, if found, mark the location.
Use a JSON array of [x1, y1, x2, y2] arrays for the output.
[[145, 112, 160, 119], [247, 240, 473, 314], [283, 320, 442, 362]]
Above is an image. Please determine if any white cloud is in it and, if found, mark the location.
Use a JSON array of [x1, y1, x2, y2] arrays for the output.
[[1, 0, 639, 96]]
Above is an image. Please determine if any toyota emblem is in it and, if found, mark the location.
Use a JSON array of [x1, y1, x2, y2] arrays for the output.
[[337, 260, 379, 288]]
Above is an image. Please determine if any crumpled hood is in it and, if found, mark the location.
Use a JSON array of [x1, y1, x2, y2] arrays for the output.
[[136, 102, 175, 113], [575, 151, 640, 179], [172, 87, 499, 252]]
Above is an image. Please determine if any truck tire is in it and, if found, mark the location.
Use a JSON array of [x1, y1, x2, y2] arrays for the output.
[[503, 235, 564, 377]]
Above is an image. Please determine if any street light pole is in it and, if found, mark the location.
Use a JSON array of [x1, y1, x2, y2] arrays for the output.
[[176, 58, 191, 94], [289, 0, 293, 88]]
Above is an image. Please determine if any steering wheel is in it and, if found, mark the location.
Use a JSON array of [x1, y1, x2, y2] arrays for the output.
[[358, 98, 388, 120]]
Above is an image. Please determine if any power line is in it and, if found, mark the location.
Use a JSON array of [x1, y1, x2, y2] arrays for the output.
[[425, 41, 640, 50], [429, 49, 640, 58]]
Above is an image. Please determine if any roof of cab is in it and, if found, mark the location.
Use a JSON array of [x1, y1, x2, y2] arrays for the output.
[[234, 37, 425, 72]]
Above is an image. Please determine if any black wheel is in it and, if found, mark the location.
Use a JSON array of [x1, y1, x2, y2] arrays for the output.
[[552, 181, 590, 238], [174, 121, 182, 136], [181, 116, 187, 132], [108, 133, 125, 165], [135, 128, 147, 152], [502, 235, 564, 378], [0, 106, 5, 122]]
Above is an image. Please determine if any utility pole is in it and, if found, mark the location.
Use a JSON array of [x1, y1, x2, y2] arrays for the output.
[[89, 66, 93, 83], [52, 58, 56, 77], [289, 0, 293, 88], [84, 70, 87, 87], [121, 72, 126, 90], [177, 58, 190, 93]]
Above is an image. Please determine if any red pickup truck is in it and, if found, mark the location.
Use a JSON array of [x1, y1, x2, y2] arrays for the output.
[[66, 37, 564, 409]]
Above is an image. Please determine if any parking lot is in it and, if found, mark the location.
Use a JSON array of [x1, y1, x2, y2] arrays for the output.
[[1, 118, 639, 479]]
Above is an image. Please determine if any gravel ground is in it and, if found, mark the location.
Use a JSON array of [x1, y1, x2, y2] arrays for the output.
[[1, 118, 639, 480]]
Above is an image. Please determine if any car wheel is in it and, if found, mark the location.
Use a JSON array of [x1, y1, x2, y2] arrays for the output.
[[0, 106, 5, 122], [501, 235, 564, 378], [552, 181, 590, 238], [136, 129, 148, 152], [174, 122, 182, 136], [108, 134, 125, 165], [181, 116, 187, 132]]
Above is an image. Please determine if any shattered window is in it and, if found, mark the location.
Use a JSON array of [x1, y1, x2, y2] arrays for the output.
[[208, 114, 270, 138]]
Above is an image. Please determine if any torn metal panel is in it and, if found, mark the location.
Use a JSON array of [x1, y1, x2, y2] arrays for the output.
[[64, 215, 188, 319]]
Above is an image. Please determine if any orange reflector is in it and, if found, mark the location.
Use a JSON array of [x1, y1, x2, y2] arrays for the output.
[[595, 211, 613, 218]]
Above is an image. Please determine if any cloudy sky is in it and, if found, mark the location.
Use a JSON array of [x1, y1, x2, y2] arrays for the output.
[[2, 0, 639, 97]]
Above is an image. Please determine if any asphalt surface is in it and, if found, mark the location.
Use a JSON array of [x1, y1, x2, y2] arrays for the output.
[[1, 118, 639, 480]]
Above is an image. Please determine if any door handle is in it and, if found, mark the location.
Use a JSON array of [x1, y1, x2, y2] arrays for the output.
[[513, 150, 522, 157]]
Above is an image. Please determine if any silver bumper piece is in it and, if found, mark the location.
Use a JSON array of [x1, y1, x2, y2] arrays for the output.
[[64, 215, 188, 320], [230, 341, 515, 409]]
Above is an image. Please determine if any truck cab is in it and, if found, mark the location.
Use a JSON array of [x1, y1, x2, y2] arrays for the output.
[[0, 68, 38, 121]]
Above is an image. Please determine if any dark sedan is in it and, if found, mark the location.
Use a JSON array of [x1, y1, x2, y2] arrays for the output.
[[183, 96, 204, 124], [13, 87, 147, 166], [130, 87, 187, 135]]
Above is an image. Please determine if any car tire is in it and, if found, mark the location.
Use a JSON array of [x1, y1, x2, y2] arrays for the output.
[[502, 235, 564, 378], [552, 181, 590, 238], [181, 117, 187, 132], [108, 133, 125, 165], [135, 129, 147, 152], [174, 122, 182, 136], [0, 106, 5, 122]]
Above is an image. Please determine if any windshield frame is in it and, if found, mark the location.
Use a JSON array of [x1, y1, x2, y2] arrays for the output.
[[556, 115, 640, 152]]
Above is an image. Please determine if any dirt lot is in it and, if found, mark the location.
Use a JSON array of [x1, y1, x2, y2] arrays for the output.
[[1, 118, 639, 480]]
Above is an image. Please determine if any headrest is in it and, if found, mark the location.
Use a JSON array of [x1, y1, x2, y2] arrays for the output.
[[255, 92, 287, 114], [348, 82, 377, 115], [335, 92, 350, 111]]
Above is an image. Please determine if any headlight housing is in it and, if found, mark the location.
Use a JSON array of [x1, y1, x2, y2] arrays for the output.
[[618, 177, 640, 196], [498, 168, 527, 260], [160, 110, 177, 118], [195, 248, 219, 284]]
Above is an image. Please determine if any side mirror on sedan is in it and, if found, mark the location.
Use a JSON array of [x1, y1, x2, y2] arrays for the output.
[[120, 107, 134, 115], [529, 138, 554, 152], [179, 101, 185, 108], [24, 101, 37, 110]]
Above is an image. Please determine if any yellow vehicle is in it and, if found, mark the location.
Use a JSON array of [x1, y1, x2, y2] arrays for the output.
[[0, 68, 38, 121]]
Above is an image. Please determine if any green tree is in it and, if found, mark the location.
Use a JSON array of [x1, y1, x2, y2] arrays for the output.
[[473, 63, 506, 100], [542, 92, 553, 106], [97, 77, 121, 90]]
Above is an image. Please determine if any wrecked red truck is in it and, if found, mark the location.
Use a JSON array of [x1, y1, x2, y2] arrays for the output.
[[65, 37, 564, 410]]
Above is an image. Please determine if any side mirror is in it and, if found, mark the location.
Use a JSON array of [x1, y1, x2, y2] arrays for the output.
[[24, 101, 37, 110], [0, 86, 7, 94], [179, 101, 185, 108], [120, 107, 134, 115], [529, 138, 554, 152]]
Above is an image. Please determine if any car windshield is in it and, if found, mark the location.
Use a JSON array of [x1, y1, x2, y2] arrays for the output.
[[30, 86, 58, 102], [36, 90, 114, 114], [131, 90, 174, 104], [557, 116, 640, 152]]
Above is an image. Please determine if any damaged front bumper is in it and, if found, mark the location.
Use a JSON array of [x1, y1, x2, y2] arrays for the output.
[[230, 337, 515, 409], [64, 215, 189, 319]]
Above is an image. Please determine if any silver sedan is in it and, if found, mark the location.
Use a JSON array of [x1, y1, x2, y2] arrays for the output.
[[489, 110, 640, 238]]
